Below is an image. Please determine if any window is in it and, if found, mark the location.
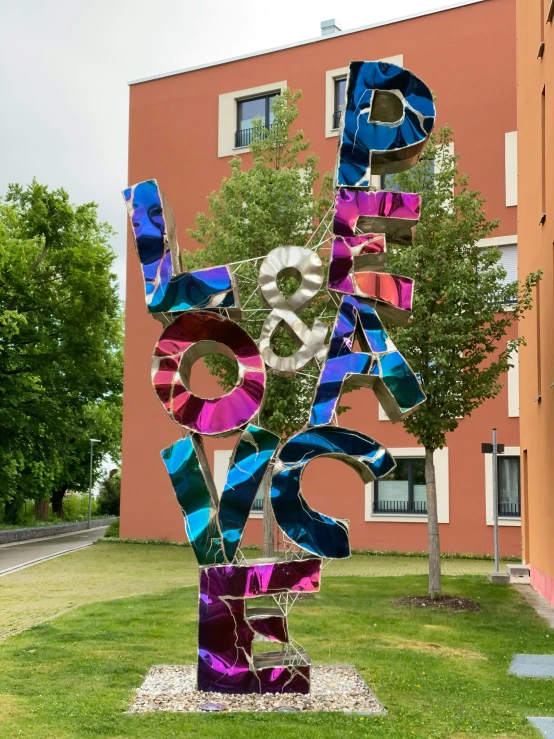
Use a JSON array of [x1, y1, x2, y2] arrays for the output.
[[373, 458, 427, 514], [380, 158, 434, 191], [380, 173, 401, 191], [499, 244, 518, 286], [498, 456, 521, 517], [252, 485, 264, 511], [235, 92, 279, 148], [484, 446, 520, 526], [333, 77, 347, 130], [214, 450, 264, 516]]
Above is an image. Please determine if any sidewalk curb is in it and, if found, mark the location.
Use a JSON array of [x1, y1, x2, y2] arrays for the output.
[[0, 524, 112, 549], [0, 518, 116, 546], [0, 543, 93, 577]]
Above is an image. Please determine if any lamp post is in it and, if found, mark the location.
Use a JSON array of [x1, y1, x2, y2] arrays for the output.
[[88, 439, 101, 529]]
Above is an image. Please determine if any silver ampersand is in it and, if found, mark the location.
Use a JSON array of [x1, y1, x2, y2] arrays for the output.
[[257, 246, 328, 375]]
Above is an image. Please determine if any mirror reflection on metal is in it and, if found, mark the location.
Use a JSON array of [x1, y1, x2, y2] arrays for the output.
[[123, 180, 240, 317], [218, 425, 280, 562], [198, 558, 321, 693], [309, 295, 425, 427], [161, 434, 224, 566], [330, 235, 388, 285], [328, 235, 414, 325], [124, 57, 434, 697], [336, 61, 436, 187], [162, 425, 279, 565], [334, 188, 421, 246], [152, 311, 266, 436], [271, 426, 396, 559], [257, 246, 327, 374]]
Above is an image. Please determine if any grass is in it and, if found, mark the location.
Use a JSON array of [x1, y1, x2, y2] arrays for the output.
[[0, 544, 551, 738], [0, 575, 552, 738], [0, 542, 511, 640]]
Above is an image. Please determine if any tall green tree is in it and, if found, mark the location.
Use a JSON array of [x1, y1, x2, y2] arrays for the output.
[[97, 469, 121, 517], [0, 181, 123, 522], [385, 126, 539, 596], [185, 90, 333, 552]]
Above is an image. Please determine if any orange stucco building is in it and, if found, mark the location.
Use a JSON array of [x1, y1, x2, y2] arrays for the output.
[[121, 0, 524, 556], [517, 0, 554, 604]]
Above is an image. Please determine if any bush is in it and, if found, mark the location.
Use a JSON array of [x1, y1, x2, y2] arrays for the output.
[[97, 471, 120, 516], [104, 519, 120, 538], [62, 493, 96, 522]]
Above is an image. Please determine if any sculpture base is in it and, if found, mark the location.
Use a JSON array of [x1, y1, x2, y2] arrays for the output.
[[130, 664, 386, 714]]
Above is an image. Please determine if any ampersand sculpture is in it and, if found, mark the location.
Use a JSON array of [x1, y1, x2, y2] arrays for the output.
[[124, 59, 435, 695], [258, 246, 328, 374]]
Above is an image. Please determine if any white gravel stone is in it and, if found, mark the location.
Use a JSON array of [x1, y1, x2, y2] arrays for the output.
[[129, 665, 385, 714]]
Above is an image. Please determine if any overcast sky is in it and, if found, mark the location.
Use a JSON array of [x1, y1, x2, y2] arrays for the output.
[[0, 0, 480, 296]]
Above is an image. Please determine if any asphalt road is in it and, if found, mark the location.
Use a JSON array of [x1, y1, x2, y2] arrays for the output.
[[0, 526, 109, 576]]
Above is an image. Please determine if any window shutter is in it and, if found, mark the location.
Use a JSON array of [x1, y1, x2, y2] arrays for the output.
[[499, 244, 518, 284]]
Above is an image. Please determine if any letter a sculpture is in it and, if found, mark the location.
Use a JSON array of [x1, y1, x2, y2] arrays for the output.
[[124, 60, 435, 694]]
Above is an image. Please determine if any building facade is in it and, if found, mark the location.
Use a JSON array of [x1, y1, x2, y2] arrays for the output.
[[517, 0, 554, 604], [122, 0, 523, 556]]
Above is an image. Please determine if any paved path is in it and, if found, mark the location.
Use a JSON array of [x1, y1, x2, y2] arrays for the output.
[[0, 526, 109, 576], [513, 583, 554, 628]]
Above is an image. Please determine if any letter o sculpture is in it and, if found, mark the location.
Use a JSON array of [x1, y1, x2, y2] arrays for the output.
[[152, 312, 266, 436]]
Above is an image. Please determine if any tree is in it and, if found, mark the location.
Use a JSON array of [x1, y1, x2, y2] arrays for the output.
[[185, 90, 333, 554], [384, 126, 539, 597], [0, 181, 123, 522], [97, 469, 121, 516]]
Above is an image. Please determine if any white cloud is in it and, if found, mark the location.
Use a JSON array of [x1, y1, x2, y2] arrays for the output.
[[0, 0, 478, 298]]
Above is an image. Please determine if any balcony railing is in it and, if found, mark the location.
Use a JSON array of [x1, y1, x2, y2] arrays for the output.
[[332, 110, 342, 130], [252, 496, 264, 511], [235, 123, 277, 149], [373, 500, 427, 514], [498, 502, 521, 517]]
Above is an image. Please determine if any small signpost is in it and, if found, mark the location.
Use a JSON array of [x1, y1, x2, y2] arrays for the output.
[[482, 429, 510, 583]]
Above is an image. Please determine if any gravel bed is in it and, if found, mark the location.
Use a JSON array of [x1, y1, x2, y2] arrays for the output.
[[129, 664, 385, 714]]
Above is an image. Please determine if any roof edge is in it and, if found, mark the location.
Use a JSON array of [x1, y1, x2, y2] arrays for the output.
[[129, 0, 486, 86]]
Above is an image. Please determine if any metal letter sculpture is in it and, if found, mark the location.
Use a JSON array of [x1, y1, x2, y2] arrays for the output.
[[124, 59, 435, 695]]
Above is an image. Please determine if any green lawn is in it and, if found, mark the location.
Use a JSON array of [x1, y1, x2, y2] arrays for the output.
[[0, 547, 552, 738], [0, 542, 505, 641]]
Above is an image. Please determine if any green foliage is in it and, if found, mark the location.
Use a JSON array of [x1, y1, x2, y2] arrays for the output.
[[62, 493, 97, 522], [0, 499, 35, 528], [185, 90, 334, 437], [104, 518, 120, 538], [0, 181, 123, 519], [99, 535, 192, 545], [351, 548, 520, 562], [96, 471, 121, 516], [385, 126, 540, 451]]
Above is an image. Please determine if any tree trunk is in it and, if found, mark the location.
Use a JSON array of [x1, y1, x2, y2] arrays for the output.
[[34, 499, 50, 521], [51, 484, 69, 519], [4, 496, 24, 525], [263, 475, 275, 558], [425, 448, 442, 598]]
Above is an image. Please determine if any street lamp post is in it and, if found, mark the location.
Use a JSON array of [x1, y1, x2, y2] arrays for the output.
[[88, 439, 101, 529]]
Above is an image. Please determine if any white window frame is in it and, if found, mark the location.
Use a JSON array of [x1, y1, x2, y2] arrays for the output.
[[508, 345, 519, 418], [365, 446, 449, 523], [484, 446, 521, 526], [214, 449, 263, 518], [475, 235, 518, 312], [218, 80, 287, 158], [378, 404, 390, 421], [505, 131, 518, 207], [325, 55, 403, 139]]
